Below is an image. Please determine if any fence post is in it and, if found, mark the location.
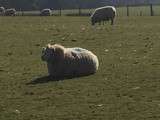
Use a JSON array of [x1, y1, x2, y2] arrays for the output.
[[20, 8, 24, 16], [78, 7, 81, 16], [59, 7, 61, 16], [150, 4, 153, 16], [140, 11, 142, 16], [127, 5, 129, 16]]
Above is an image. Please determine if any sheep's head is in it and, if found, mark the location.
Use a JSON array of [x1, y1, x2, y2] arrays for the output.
[[41, 44, 65, 63], [91, 20, 95, 26], [91, 16, 95, 25]]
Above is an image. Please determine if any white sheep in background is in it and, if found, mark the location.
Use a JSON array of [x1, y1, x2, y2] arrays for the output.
[[91, 6, 116, 25], [0, 6, 5, 15], [5, 8, 16, 16], [40, 8, 52, 16], [41, 44, 99, 78]]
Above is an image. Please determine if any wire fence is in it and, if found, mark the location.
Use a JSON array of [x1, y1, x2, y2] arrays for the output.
[[1, 4, 160, 16]]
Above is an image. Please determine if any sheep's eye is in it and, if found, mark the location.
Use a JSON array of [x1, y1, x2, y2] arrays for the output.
[[42, 47, 46, 53], [42, 47, 46, 50]]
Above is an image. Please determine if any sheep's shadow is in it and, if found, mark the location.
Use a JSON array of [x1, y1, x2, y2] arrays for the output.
[[26, 76, 73, 85], [26, 74, 91, 85]]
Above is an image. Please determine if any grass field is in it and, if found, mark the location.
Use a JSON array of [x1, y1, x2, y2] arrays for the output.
[[0, 16, 160, 120]]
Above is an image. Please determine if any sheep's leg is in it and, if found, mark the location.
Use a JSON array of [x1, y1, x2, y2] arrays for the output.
[[111, 18, 114, 25]]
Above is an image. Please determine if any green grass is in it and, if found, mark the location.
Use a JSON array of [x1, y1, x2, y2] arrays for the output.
[[0, 16, 160, 120]]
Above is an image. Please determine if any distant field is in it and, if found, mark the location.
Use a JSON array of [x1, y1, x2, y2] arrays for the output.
[[14, 5, 160, 16], [0, 16, 160, 120]]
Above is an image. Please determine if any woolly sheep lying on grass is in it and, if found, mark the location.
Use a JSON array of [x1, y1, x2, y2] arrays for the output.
[[41, 44, 99, 78], [91, 6, 116, 25], [5, 8, 16, 16], [40, 8, 52, 16]]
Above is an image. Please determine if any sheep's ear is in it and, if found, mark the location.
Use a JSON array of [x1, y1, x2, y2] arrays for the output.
[[47, 44, 52, 48]]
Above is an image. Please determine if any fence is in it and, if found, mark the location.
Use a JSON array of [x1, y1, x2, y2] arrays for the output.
[[50, 4, 160, 16], [116, 4, 160, 16], [43, 4, 160, 16], [1, 4, 160, 16]]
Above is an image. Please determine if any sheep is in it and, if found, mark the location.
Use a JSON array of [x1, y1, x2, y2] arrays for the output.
[[91, 6, 116, 25], [0, 6, 5, 15], [5, 8, 16, 16], [41, 44, 99, 78], [40, 8, 52, 16]]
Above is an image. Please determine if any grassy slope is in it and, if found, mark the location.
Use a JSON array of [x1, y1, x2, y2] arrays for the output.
[[0, 16, 159, 120]]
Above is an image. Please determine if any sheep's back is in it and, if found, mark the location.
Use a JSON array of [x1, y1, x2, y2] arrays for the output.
[[65, 48, 99, 75], [91, 6, 116, 19]]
